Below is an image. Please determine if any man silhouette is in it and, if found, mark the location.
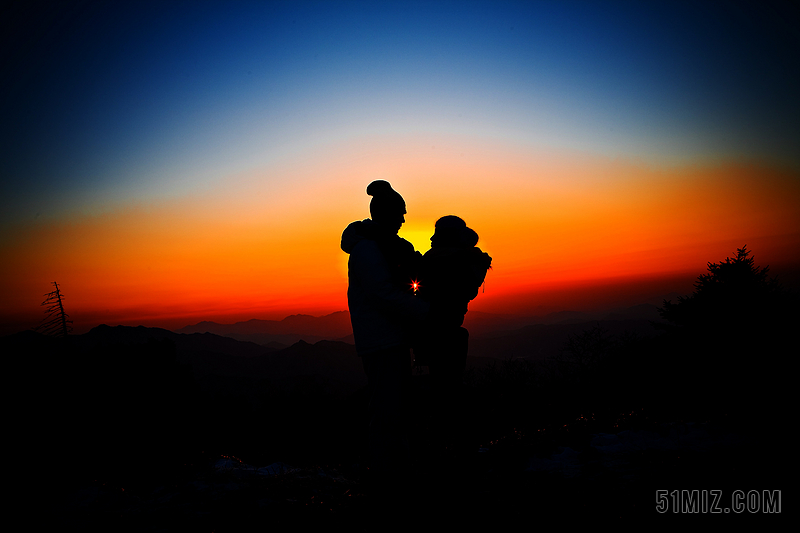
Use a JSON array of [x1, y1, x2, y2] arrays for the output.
[[340, 180, 428, 490]]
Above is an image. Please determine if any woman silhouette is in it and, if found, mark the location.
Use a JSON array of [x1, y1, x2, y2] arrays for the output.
[[415, 215, 492, 451]]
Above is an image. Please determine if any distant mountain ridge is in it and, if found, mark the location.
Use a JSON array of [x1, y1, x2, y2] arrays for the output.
[[5, 306, 667, 403], [14, 323, 366, 396], [176, 311, 353, 347], [172, 304, 665, 359], [179, 305, 661, 335]]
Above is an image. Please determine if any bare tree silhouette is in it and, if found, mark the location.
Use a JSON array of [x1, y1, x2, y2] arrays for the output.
[[35, 281, 73, 337]]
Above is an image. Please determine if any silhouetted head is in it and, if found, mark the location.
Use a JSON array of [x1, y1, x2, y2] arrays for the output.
[[431, 215, 479, 248], [367, 180, 406, 234]]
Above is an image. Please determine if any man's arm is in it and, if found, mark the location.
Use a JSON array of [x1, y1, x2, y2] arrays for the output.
[[350, 240, 429, 321]]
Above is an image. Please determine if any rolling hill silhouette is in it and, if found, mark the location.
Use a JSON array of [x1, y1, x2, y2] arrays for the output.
[[176, 311, 353, 347], [74, 323, 366, 396]]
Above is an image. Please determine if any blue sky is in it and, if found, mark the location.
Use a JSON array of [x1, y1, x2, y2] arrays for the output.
[[2, 0, 798, 225]]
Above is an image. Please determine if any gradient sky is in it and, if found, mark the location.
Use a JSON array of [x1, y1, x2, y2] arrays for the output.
[[2, 1, 799, 333]]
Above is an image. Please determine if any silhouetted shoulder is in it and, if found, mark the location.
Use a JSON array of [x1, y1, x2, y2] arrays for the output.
[[396, 236, 416, 256], [468, 246, 492, 271], [341, 219, 370, 254], [420, 244, 491, 307]]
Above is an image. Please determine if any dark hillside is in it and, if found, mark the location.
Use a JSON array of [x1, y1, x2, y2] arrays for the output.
[[7, 247, 794, 529]]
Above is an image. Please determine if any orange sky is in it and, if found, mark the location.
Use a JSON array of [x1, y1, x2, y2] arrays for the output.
[[2, 137, 799, 334], [3, 4, 800, 335]]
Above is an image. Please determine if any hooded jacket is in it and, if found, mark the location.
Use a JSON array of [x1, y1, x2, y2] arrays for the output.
[[341, 219, 429, 356], [418, 245, 492, 328]]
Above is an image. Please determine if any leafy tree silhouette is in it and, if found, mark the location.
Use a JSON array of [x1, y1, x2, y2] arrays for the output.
[[658, 246, 794, 423], [659, 246, 782, 330]]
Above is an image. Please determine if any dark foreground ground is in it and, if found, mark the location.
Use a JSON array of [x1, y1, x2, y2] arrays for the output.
[[41, 369, 787, 531], [9, 320, 790, 531], [51, 421, 786, 532]]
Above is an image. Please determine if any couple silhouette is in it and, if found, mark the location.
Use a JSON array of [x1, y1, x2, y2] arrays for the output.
[[341, 180, 492, 495]]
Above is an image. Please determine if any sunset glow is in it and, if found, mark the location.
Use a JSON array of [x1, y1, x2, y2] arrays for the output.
[[2, 2, 798, 334]]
